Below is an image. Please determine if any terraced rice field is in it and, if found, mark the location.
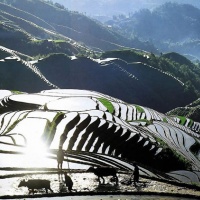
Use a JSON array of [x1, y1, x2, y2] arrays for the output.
[[0, 89, 200, 190]]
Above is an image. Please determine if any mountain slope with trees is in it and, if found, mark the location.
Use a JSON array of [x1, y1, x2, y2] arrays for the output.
[[167, 98, 200, 123], [105, 2, 200, 61], [1, 49, 197, 112], [50, 0, 200, 18], [0, 0, 157, 53]]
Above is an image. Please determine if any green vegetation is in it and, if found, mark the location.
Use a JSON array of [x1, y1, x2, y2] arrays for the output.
[[148, 53, 200, 97], [177, 116, 187, 125], [189, 99, 200, 107], [155, 137, 192, 171], [171, 148, 192, 170], [4, 119, 22, 134], [11, 90, 24, 94], [4, 112, 29, 134], [167, 106, 200, 124], [101, 49, 148, 63], [101, 49, 200, 102], [53, 40, 66, 43], [98, 98, 114, 114], [106, 2, 200, 60], [0, 0, 158, 55], [30, 39, 43, 43], [191, 182, 200, 187], [134, 105, 145, 113], [42, 112, 65, 145], [171, 116, 194, 127], [188, 119, 194, 128], [163, 118, 168, 123]]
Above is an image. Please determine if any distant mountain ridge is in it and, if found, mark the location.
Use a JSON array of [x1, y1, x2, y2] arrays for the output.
[[50, 0, 200, 17], [105, 2, 200, 60]]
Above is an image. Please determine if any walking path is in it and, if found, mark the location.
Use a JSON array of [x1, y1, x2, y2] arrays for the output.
[[0, 171, 200, 199]]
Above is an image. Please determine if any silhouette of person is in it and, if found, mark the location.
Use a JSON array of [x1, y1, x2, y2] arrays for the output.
[[57, 146, 64, 170], [64, 172, 73, 192], [131, 163, 139, 187]]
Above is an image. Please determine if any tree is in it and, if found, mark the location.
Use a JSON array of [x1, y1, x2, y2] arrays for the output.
[[54, 2, 65, 10]]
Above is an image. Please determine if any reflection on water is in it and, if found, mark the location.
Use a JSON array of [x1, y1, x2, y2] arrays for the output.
[[95, 183, 120, 192], [58, 172, 65, 193], [0, 153, 88, 169]]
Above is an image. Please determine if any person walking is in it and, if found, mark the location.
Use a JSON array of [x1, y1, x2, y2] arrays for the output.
[[64, 172, 73, 192], [57, 146, 64, 170], [133, 163, 139, 186], [130, 163, 139, 187]]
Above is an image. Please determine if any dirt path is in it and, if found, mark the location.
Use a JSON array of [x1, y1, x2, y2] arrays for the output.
[[0, 171, 200, 199]]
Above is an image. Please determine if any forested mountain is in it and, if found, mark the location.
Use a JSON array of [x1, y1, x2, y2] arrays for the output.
[[50, 0, 200, 18], [167, 98, 200, 123], [105, 3, 200, 61]]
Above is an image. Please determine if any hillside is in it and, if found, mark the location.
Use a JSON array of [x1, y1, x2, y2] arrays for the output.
[[0, 0, 157, 53], [35, 52, 198, 112], [167, 98, 200, 123], [0, 0, 200, 113], [0, 10, 88, 57], [0, 46, 199, 113], [0, 58, 54, 92], [105, 2, 200, 60]]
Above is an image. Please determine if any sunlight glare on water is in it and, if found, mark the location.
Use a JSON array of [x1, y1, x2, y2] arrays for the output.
[[12, 118, 51, 167], [22, 139, 48, 167]]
